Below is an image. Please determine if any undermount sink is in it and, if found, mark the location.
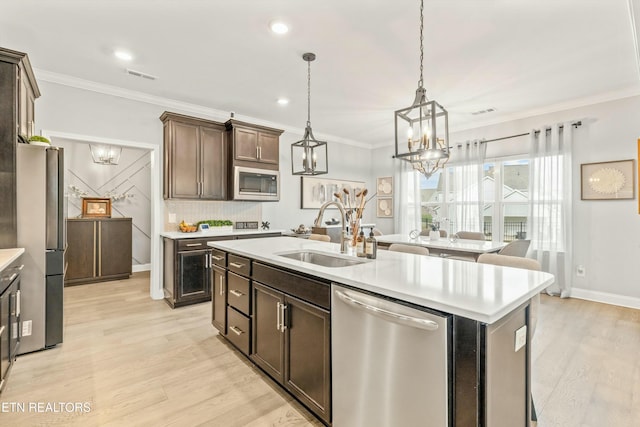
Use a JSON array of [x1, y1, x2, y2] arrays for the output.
[[277, 250, 368, 268]]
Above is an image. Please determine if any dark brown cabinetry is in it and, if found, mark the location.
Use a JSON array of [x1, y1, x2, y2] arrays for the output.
[[0, 48, 40, 249], [164, 237, 217, 308], [0, 254, 22, 394], [225, 119, 283, 170], [161, 112, 227, 200], [65, 218, 132, 285], [209, 250, 331, 424], [251, 264, 331, 424]]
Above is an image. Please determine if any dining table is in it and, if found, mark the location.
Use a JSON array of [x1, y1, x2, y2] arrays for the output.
[[376, 233, 508, 261]]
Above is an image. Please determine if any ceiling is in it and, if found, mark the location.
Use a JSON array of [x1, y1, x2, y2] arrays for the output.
[[2, 0, 639, 148]]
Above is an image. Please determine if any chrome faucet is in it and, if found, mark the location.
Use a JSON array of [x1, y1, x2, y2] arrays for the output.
[[314, 201, 349, 253]]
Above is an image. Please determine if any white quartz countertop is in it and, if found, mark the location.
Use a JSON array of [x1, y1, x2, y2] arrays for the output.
[[208, 237, 554, 324], [161, 229, 284, 240], [0, 248, 25, 272]]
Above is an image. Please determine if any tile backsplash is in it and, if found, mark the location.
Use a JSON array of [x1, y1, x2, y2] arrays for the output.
[[164, 201, 262, 231]]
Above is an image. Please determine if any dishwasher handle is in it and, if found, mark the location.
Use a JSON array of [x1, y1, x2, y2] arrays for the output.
[[335, 290, 439, 331]]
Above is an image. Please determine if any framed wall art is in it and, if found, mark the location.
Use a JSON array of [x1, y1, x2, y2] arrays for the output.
[[300, 176, 365, 209], [81, 197, 112, 218], [376, 197, 393, 218], [580, 159, 635, 201], [377, 176, 393, 196]]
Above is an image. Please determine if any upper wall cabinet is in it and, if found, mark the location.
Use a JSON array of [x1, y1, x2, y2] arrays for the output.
[[0, 47, 40, 248], [225, 119, 283, 171], [161, 112, 227, 200]]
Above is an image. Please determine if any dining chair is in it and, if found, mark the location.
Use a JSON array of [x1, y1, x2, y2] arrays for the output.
[[308, 234, 331, 242], [497, 239, 531, 257], [476, 253, 541, 422], [455, 231, 485, 240], [388, 243, 429, 256]]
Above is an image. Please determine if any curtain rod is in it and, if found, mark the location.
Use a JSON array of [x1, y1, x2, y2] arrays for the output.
[[476, 120, 583, 145]]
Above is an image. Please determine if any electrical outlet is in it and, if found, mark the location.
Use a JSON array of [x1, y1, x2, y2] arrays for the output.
[[514, 325, 527, 352], [576, 265, 585, 277], [22, 320, 32, 337], [168, 213, 177, 224]]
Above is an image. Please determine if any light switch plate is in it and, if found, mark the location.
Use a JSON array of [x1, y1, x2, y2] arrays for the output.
[[515, 325, 527, 352], [168, 213, 177, 224]]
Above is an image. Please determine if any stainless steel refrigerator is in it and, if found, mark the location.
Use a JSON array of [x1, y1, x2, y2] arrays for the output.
[[16, 143, 64, 354]]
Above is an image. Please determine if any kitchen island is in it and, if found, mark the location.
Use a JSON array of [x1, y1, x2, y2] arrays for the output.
[[208, 237, 554, 426]]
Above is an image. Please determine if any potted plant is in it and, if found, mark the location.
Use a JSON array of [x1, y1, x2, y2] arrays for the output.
[[28, 135, 51, 146]]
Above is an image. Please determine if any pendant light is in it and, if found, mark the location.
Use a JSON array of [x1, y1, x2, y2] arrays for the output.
[[90, 144, 122, 165], [291, 52, 328, 175], [393, 0, 450, 178]]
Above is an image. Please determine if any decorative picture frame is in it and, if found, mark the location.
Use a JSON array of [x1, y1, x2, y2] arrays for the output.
[[377, 176, 393, 196], [376, 197, 393, 217], [580, 159, 635, 200], [81, 197, 112, 218], [300, 176, 366, 209]]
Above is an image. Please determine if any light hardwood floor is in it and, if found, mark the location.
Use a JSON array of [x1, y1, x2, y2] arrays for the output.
[[1, 273, 639, 426]]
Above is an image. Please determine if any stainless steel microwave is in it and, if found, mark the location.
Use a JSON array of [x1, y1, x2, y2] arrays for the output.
[[232, 166, 280, 201]]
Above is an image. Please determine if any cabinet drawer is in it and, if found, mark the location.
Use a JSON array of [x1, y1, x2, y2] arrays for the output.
[[253, 262, 330, 310], [227, 306, 250, 356], [227, 272, 250, 315], [210, 248, 226, 267], [228, 254, 251, 277], [177, 238, 209, 251]]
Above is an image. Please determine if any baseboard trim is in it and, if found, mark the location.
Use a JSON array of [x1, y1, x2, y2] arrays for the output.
[[132, 264, 151, 273], [570, 287, 640, 310]]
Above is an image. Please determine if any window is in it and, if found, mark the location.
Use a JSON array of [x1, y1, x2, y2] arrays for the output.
[[420, 157, 529, 241]]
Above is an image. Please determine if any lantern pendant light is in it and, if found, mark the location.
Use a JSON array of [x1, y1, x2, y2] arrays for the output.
[[291, 52, 328, 175], [393, 0, 450, 178]]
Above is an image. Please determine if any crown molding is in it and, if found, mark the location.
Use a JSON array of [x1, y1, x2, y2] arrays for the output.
[[370, 86, 640, 150], [34, 68, 373, 150]]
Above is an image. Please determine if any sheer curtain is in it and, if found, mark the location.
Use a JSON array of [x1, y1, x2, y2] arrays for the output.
[[528, 124, 573, 297], [394, 161, 421, 236], [450, 140, 486, 233]]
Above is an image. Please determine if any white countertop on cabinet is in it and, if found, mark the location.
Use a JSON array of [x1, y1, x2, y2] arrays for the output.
[[0, 248, 25, 271], [208, 237, 554, 324], [160, 229, 284, 240]]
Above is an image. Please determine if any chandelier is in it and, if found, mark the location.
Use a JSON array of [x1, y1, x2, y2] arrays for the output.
[[393, 0, 450, 178], [291, 52, 328, 175], [90, 144, 122, 165]]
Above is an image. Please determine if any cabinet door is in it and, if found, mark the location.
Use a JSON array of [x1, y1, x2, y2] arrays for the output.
[[251, 282, 284, 383], [200, 126, 226, 200], [170, 121, 200, 198], [65, 220, 96, 281], [177, 250, 211, 301], [211, 266, 226, 333], [257, 132, 279, 165], [99, 219, 132, 278], [284, 294, 331, 424], [0, 289, 9, 382], [233, 128, 259, 162]]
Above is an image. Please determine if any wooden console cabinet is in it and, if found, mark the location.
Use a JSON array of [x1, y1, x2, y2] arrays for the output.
[[65, 218, 132, 285]]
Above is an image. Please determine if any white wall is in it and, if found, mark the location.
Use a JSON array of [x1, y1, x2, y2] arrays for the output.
[[374, 95, 640, 304]]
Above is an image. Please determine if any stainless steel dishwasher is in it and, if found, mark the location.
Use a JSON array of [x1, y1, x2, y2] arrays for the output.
[[332, 284, 450, 427]]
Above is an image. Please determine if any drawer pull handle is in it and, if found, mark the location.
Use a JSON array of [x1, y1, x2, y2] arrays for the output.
[[229, 262, 245, 268], [211, 255, 224, 261], [186, 243, 202, 247], [229, 289, 244, 297], [229, 326, 244, 336], [15, 264, 24, 271], [0, 325, 5, 335]]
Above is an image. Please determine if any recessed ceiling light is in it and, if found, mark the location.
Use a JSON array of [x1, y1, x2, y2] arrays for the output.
[[114, 50, 133, 61], [270, 21, 289, 35], [277, 98, 289, 106]]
